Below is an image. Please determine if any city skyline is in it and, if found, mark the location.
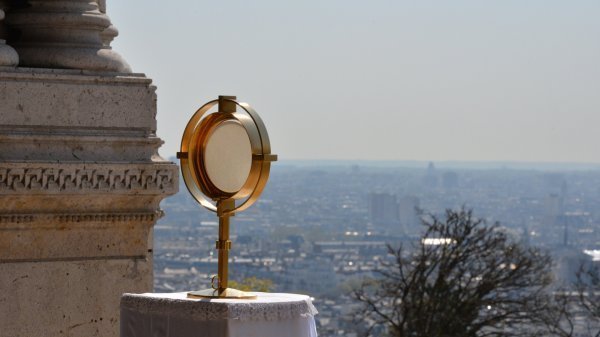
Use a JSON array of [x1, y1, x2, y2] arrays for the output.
[[155, 163, 600, 336]]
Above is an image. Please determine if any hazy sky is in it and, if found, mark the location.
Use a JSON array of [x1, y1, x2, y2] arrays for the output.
[[110, 1, 599, 163]]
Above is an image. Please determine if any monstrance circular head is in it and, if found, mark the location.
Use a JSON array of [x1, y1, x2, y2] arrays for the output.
[[178, 95, 277, 215]]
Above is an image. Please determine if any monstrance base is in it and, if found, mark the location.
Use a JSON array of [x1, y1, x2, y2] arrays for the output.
[[187, 288, 257, 299]]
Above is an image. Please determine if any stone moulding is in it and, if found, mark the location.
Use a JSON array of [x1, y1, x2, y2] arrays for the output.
[[0, 163, 177, 194], [0, 214, 33, 224], [0, 67, 150, 84], [0, 210, 164, 226], [0, 68, 158, 131]]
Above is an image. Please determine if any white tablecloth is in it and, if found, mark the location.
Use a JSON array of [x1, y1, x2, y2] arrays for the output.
[[120, 292, 318, 337]]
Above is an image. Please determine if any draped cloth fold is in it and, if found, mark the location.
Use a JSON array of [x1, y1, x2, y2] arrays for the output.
[[120, 292, 318, 337]]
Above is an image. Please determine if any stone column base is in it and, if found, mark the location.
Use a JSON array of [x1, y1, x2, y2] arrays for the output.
[[0, 68, 178, 337]]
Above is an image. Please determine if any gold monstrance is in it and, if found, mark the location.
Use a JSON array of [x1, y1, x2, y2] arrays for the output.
[[177, 96, 277, 299]]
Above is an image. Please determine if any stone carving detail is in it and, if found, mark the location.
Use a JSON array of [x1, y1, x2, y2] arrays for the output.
[[56, 211, 164, 223], [0, 211, 164, 224], [0, 0, 18, 66], [6, 0, 130, 72], [0, 167, 175, 192], [0, 214, 34, 224]]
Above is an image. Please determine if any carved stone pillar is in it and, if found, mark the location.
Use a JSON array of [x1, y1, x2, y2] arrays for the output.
[[96, 0, 117, 47], [0, 68, 178, 337], [0, 2, 177, 337], [6, 0, 130, 72], [0, 0, 18, 66]]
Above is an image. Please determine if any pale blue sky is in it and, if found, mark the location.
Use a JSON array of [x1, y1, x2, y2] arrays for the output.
[[110, 1, 600, 163]]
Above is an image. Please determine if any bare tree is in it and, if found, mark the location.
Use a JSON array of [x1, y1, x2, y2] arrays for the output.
[[536, 257, 600, 337], [537, 289, 576, 337], [571, 263, 600, 337], [354, 208, 557, 337]]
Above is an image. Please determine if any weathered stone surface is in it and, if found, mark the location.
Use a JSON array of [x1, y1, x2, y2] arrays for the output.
[[0, 212, 158, 261], [0, 44, 18, 66], [0, 258, 152, 337], [0, 43, 18, 67], [0, 67, 178, 337], [5, 0, 130, 72], [0, 0, 18, 66], [0, 68, 157, 131], [0, 132, 164, 162]]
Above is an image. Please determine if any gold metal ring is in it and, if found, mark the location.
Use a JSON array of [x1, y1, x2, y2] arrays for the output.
[[179, 98, 277, 215]]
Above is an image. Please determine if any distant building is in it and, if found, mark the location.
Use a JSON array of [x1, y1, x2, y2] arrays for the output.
[[442, 171, 459, 189], [283, 257, 338, 295], [544, 193, 564, 244], [559, 211, 595, 247], [369, 192, 399, 230], [398, 195, 421, 235], [521, 224, 531, 247], [544, 194, 563, 222], [423, 162, 438, 188]]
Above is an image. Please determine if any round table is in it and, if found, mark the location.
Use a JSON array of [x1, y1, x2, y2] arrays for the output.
[[120, 292, 318, 337]]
